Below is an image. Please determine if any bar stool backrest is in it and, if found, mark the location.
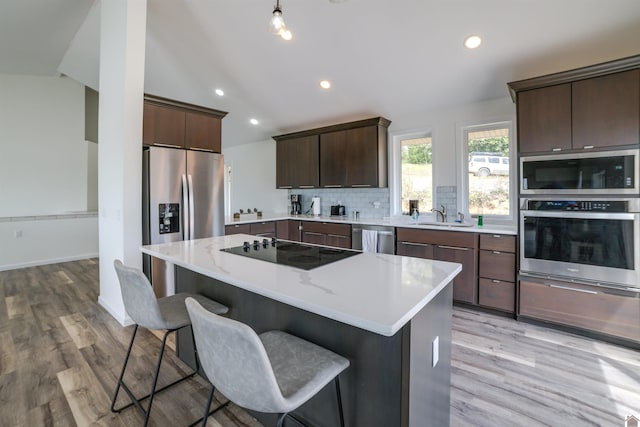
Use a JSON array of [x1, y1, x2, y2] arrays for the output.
[[186, 297, 288, 413], [114, 259, 165, 330]]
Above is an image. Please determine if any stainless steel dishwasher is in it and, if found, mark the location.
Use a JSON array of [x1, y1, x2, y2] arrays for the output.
[[351, 224, 395, 254]]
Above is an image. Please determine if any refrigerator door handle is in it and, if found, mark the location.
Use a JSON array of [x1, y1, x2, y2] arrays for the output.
[[181, 174, 189, 240], [187, 174, 195, 240]]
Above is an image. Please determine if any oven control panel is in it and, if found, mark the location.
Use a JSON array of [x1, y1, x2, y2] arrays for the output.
[[524, 199, 628, 212]]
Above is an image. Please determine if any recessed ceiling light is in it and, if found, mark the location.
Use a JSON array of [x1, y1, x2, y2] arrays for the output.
[[250, 118, 259, 125], [464, 35, 482, 49], [320, 80, 331, 89], [215, 88, 224, 96]]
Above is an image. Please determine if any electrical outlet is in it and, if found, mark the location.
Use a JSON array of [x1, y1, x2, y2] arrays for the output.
[[14, 230, 23, 238], [432, 336, 439, 367]]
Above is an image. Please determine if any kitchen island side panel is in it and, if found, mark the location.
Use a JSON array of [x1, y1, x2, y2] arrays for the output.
[[175, 266, 452, 427]]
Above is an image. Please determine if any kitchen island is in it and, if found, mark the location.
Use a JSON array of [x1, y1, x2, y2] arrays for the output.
[[141, 234, 461, 427]]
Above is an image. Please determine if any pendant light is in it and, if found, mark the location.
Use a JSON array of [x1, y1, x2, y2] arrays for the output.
[[269, 0, 292, 40]]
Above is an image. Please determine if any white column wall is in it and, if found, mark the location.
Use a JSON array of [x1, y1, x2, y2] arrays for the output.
[[97, 0, 147, 325]]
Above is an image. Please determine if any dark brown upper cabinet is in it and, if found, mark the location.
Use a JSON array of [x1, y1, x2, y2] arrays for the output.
[[572, 69, 639, 150], [143, 95, 227, 153], [275, 135, 319, 189], [509, 55, 640, 155], [517, 84, 572, 154], [273, 117, 391, 189]]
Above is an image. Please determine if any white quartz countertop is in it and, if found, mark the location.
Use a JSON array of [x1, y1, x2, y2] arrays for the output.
[[141, 234, 462, 337], [225, 213, 517, 235]]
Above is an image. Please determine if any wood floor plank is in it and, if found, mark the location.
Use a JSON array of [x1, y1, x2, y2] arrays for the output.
[[57, 364, 125, 427], [60, 312, 98, 349]]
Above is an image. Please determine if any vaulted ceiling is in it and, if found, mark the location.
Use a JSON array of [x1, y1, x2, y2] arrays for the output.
[[3, 0, 640, 147]]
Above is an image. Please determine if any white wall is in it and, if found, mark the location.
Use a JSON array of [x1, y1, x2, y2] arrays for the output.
[[0, 74, 98, 270], [223, 139, 290, 215]]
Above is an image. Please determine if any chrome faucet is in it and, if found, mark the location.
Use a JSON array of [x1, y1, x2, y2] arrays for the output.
[[431, 205, 447, 222]]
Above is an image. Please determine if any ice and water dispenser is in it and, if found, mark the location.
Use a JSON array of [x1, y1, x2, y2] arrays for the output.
[[158, 203, 180, 234]]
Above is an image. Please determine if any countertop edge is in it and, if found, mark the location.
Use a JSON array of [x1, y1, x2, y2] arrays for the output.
[[225, 213, 517, 235]]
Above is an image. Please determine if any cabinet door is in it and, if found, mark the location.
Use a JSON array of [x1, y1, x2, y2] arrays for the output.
[[250, 221, 275, 238], [518, 84, 572, 154], [320, 130, 349, 187], [276, 135, 319, 188], [345, 125, 379, 187], [396, 241, 434, 259], [225, 224, 250, 235], [276, 220, 289, 239], [288, 220, 302, 241], [302, 231, 326, 246], [185, 111, 221, 152], [434, 245, 477, 304], [143, 103, 186, 148], [572, 69, 640, 150], [479, 250, 516, 282], [478, 278, 515, 313], [326, 234, 351, 249]]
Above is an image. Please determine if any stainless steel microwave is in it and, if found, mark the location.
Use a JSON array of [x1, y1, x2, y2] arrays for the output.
[[520, 149, 639, 195]]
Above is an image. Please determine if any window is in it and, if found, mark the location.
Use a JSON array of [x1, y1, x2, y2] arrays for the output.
[[391, 130, 433, 215], [460, 121, 514, 220]]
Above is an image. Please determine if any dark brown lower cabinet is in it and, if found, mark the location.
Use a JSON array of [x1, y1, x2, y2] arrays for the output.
[[434, 245, 476, 304], [478, 278, 515, 313], [250, 221, 276, 238], [301, 221, 351, 249], [396, 228, 478, 304], [225, 223, 250, 235], [519, 278, 640, 343]]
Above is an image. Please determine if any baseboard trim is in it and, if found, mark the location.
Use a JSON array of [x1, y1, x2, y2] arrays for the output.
[[98, 296, 134, 327], [0, 253, 100, 272]]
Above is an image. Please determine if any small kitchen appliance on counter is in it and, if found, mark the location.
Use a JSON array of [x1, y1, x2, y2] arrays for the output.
[[331, 205, 346, 216], [290, 194, 302, 215]]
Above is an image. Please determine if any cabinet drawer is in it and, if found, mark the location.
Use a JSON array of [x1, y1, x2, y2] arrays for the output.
[[479, 250, 516, 282], [326, 234, 351, 249], [396, 241, 434, 259], [302, 221, 351, 236], [396, 228, 477, 248], [250, 221, 275, 236], [302, 231, 325, 246], [479, 234, 515, 253], [478, 278, 515, 313], [225, 224, 250, 235], [519, 279, 640, 343]]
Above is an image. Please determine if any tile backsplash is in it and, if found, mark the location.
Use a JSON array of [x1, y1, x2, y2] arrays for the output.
[[289, 185, 457, 220], [290, 188, 390, 219]]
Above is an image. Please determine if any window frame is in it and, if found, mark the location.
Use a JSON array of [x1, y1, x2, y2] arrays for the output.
[[389, 127, 436, 216], [457, 119, 516, 225]]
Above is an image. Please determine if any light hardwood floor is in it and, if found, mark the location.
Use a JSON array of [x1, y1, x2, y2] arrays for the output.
[[0, 259, 638, 426]]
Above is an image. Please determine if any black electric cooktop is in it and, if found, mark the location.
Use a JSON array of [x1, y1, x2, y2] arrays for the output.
[[221, 238, 360, 270]]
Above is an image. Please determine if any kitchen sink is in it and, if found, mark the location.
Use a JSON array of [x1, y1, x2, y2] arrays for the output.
[[417, 221, 474, 228]]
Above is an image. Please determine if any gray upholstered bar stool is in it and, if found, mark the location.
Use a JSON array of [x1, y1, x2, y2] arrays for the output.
[[111, 260, 229, 427], [185, 297, 350, 427]]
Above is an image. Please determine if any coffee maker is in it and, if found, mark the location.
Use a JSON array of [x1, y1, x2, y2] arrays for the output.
[[290, 194, 302, 215]]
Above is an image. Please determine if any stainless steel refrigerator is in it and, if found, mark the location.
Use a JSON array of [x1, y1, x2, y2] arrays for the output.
[[142, 146, 224, 297]]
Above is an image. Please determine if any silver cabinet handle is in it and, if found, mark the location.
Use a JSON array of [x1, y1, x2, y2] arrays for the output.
[[437, 245, 470, 251], [547, 283, 598, 295], [491, 280, 502, 283], [304, 232, 323, 236], [327, 234, 347, 239], [492, 251, 502, 254], [278, 186, 293, 189], [583, 145, 594, 149], [552, 148, 562, 152], [492, 234, 502, 238], [299, 185, 314, 188], [323, 185, 342, 188], [399, 241, 431, 247], [189, 147, 214, 152], [351, 184, 372, 187]]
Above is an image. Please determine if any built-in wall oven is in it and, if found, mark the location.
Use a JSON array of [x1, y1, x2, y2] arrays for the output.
[[520, 149, 638, 195], [520, 198, 640, 290]]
